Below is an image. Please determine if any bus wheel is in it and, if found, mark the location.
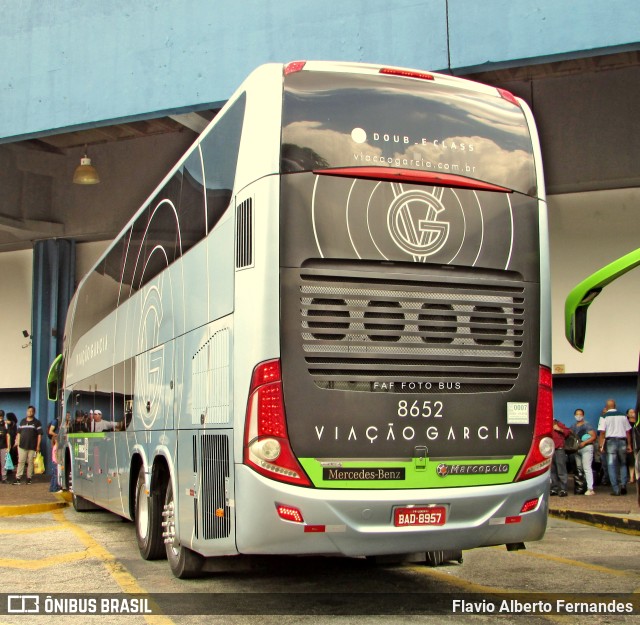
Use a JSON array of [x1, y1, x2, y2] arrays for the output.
[[134, 466, 166, 560], [164, 480, 204, 578]]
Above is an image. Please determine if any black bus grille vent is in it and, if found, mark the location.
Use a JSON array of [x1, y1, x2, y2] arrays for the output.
[[236, 197, 253, 269], [299, 272, 526, 393], [198, 434, 231, 540]]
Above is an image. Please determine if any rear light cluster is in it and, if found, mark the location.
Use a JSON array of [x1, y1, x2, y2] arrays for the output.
[[520, 497, 541, 514], [315, 167, 511, 193], [284, 60, 306, 75], [497, 87, 521, 108], [379, 67, 434, 81], [276, 504, 304, 523], [244, 359, 311, 486], [516, 366, 554, 481]]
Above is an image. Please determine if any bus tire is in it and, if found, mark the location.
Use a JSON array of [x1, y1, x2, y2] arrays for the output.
[[164, 480, 204, 578], [135, 466, 166, 560]]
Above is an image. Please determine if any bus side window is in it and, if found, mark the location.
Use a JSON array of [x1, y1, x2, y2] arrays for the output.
[[199, 92, 246, 231], [139, 171, 183, 287], [113, 359, 133, 431], [180, 153, 207, 254]]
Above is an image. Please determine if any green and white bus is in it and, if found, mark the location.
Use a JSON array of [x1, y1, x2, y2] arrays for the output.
[[48, 61, 553, 578]]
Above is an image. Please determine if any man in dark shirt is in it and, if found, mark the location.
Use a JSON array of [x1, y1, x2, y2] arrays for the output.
[[13, 405, 42, 485]]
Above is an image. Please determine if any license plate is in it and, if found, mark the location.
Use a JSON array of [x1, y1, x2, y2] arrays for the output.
[[394, 506, 446, 527]]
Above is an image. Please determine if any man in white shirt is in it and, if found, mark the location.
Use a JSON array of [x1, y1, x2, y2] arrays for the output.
[[91, 410, 118, 433], [598, 399, 632, 496]]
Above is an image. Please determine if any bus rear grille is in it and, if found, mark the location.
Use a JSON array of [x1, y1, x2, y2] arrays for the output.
[[199, 434, 231, 540], [298, 270, 526, 393]]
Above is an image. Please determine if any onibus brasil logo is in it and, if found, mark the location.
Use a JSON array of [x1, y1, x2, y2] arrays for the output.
[[387, 187, 450, 262]]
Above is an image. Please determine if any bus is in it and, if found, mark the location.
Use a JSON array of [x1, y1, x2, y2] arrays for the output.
[[48, 60, 554, 578]]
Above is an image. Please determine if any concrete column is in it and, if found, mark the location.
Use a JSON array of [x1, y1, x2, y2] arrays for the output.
[[30, 239, 76, 473]]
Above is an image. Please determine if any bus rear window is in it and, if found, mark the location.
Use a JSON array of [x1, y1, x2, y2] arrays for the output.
[[282, 71, 537, 197]]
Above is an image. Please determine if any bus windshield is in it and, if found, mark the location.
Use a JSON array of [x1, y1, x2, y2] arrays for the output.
[[281, 70, 537, 196]]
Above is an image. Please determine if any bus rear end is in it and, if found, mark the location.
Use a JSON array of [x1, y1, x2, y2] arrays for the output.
[[236, 62, 553, 557]]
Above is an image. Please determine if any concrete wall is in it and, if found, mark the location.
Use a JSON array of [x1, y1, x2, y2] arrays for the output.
[[553, 375, 637, 427], [549, 187, 640, 375], [1, 0, 638, 142], [0, 241, 107, 391], [0, 249, 33, 388], [448, 0, 640, 71]]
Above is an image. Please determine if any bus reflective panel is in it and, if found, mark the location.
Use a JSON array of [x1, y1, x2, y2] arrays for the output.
[[199, 434, 231, 539], [394, 506, 446, 527], [279, 164, 541, 468]]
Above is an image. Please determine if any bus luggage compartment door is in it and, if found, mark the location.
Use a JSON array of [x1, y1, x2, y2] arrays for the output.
[[176, 429, 236, 556]]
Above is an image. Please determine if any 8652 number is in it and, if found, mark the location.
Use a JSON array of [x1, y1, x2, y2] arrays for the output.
[[397, 400, 444, 418]]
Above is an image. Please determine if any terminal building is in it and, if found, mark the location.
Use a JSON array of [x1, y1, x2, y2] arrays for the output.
[[1, 0, 639, 440]]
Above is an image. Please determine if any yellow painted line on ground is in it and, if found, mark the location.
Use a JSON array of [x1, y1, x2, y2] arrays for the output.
[[512, 548, 638, 579], [51, 508, 174, 625], [0, 524, 65, 535], [0, 550, 90, 570]]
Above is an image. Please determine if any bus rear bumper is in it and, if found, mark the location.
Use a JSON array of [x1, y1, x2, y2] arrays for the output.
[[234, 466, 549, 557]]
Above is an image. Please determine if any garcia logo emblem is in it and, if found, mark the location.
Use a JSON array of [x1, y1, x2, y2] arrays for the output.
[[387, 187, 450, 262]]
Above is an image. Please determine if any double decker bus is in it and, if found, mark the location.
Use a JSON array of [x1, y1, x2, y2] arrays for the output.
[[48, 61, 553, 578]]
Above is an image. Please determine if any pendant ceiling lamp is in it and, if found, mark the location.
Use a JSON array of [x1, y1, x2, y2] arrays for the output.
[[73, 146, 100, 184]]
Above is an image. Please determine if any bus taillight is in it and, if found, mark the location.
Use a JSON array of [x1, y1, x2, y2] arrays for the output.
[[380, 67, 434, 81], [284, 61, 307, 75], [497, 87, 521, 107], [515, 366, 554, 481], [244, 359, 312, 487]]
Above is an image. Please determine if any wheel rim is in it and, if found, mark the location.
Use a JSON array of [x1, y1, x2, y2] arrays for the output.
[[137, 483, 149, 540], [164, 486, 179, 559]]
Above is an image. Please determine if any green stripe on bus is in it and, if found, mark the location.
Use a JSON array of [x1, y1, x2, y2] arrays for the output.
[[299, 456, 525, 489], [68, 433, 106, 439]]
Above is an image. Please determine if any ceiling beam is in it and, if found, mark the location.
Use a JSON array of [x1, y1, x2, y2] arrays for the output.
[[0, 214, 64, 237], [168, 112, 209, 134]]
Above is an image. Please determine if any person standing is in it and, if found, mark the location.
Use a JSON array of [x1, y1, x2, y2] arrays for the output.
[[625, 409, 637, 484], [90, 409, 117, 433], [5, 413, 18, 473], [12, 405, 42, 485], [597, 399, 632, 496], [571, 408, 597, 496], [551, 418, 571, 497], [48, 413, 63, 493], [0, 411, 10, 484]]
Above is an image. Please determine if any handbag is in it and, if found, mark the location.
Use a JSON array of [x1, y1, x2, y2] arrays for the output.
[[564, 432, 580, 453], [33, 451, 45, 474], [4, 452, 14, 471]]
